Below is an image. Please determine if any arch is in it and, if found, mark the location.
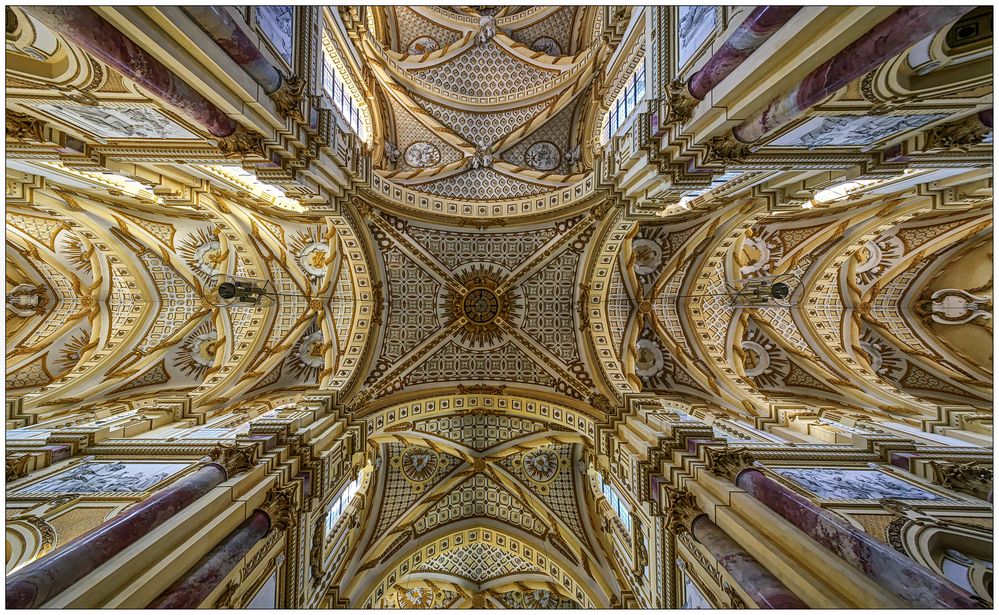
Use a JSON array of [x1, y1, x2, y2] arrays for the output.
[[891, 518, 993, 605], [5, 516, 56, 575]]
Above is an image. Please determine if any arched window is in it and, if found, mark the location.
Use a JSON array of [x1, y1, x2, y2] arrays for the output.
[[602, 61, 646, 143], [321, 31, 367, 140], [895, 520, 994, 606], [597, 472, 632, 530], [939, 548, 993, 602], [324, 471, 362, 534]]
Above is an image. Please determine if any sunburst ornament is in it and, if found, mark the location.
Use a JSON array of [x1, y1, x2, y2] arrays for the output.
[[396, 584, 436, 609], [289, 227, 332, 284], [513, 447, 567, 494], [439, 264, 521, 349], [391, 445, 440, 492], [175, 321, 218, 379], [522, 588, 561, 609], [178, 227, 225, 281], [287, 326, 325, 382]]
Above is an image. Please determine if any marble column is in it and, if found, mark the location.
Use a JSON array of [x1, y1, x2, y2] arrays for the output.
[[665, 486, 807, 609], [144, 481, 298, 608], [688, 6, 802, 100], [733, 6, 972, 143], [183, 6, 282, 94], [690, 515, 809, 608], [5, 463, 227, 609], [735, 468, 983, 608], [26, 7, 237, 138], [979, 109, 993, 129], [146, 510, 271, 609]]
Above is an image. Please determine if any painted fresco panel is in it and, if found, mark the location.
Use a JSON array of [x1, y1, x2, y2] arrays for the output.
[[13, 461, 189, 494], [767, 114, 947, 148], [773, 467, 943, 500]]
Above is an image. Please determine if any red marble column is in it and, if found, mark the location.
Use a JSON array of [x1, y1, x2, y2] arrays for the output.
[[183, 6, 283, 94], [26, 7, 237, 138], [735, 468, 984, 608], [978, 109, 993, 129], [5, 464, 227, 609], [688, 6, 802, 100], [690, 515, 808, 608], [146, 510, 271, 609], [733, 6, 972, 143]]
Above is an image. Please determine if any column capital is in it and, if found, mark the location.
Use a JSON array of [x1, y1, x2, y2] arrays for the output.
[[260, 482, 300, 532], [663, 485, 702, 534], [664, 79, 697, 125], [216, 124, 266, 158], [702, 134, 754, 166], [6, 454, 31, 481], [920, 113, 992, 153], [205, 441, 260, 478], [705, 446, 755, 482], [6, 111, 45, 142], [271, 75, 307, 122], [930, 460, 993, 501]]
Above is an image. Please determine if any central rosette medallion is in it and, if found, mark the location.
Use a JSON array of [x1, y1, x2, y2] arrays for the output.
[[462, 287, 500, 323], [440, 264, 522, 349]]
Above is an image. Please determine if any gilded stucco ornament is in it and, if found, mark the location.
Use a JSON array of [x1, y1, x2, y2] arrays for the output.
[[513, 447, 568, 495], [476, 14, 497, 45], [213, 579, 241, 608], [396, 584, 436, 608], [391, 445, 440, 492], [467, 147, 495, 169], [6, 284, 48, 317]]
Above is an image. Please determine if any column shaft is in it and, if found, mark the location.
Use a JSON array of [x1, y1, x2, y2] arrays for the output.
[[5, 464, 227, 609], [146, 509, 271, 608], [27, 7, 237, 137], [183, 6, 283, 94], [733, 6, 971, 143], [736, 468, 982, 608], [688, 6, 801, 100], [690, 515, 808, 608]]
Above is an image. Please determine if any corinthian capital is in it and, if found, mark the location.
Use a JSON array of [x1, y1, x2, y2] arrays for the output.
[[705, 446, 755, 482], [270, 74, 307, 122], [664, 79, 698, 126], [921, 114, 991, 152], [260, 482, 300, 531], [206, 441, 260, 478], [663, 485, 702, 534], [930, 460, 993, 501], [6, 110, 45, 142], [703, 134, 754, 166], [216, 123, 266, 158]]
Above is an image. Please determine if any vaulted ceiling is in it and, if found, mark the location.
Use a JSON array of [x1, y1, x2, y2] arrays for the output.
[[4, 4, 993, 610], [363, 6, 605, 204]]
